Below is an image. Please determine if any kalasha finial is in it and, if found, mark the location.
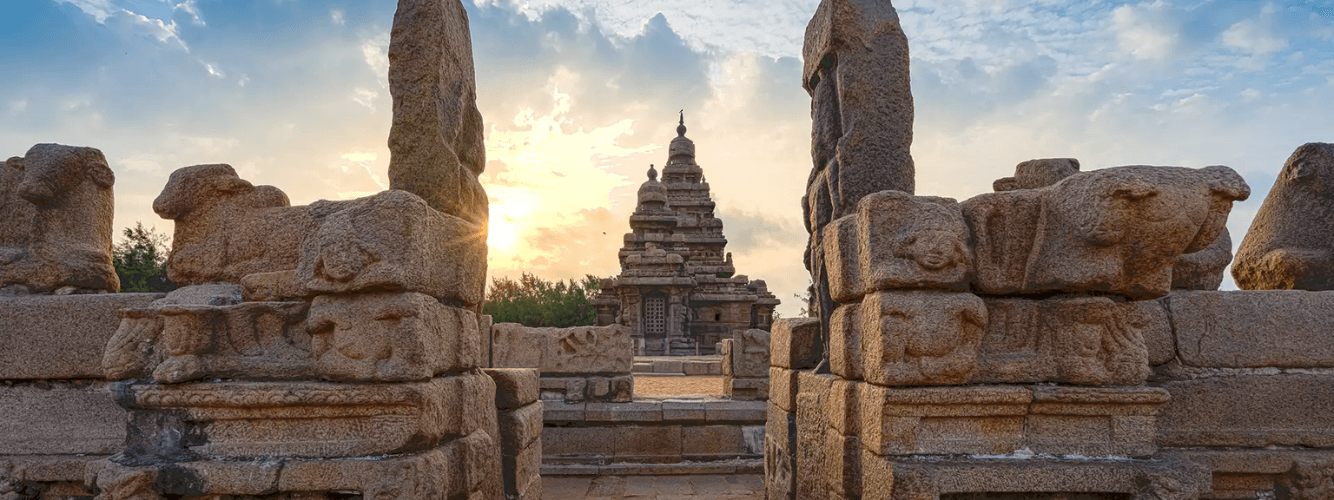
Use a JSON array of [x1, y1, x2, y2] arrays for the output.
[[677, 110, 687, 136], [648, 163, 658, 181]]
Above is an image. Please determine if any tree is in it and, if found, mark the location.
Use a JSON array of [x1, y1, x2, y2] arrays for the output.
[[483, 273, 600, 327], [113, 222, 177, 293]]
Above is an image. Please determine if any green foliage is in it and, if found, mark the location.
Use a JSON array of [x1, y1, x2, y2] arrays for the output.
[[113, 222, 177, 293], [483, 273, 600, 327]]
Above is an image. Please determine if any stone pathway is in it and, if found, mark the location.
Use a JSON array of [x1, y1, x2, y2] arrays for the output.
[[542, 474, 765, 499]]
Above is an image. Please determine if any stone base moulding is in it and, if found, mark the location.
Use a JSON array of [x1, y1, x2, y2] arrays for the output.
[[91, 432, 502, 499], [859, 384, 1169, 458], [111, 373, 496, 460], [856, 455, 1211, 500]]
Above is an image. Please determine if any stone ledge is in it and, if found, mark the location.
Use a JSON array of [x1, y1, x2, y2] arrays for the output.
[[0, 382, 125, 456], [540, 458, 763, 476], [544, 398, 768, 424], [0, 293, 162, 379]]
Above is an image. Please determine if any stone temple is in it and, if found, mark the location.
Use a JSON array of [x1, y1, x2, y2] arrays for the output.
[[592, 114, 780, 356]]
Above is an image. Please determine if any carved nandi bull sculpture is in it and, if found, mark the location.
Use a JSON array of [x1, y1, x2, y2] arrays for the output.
[[1, 144, 118, 293]]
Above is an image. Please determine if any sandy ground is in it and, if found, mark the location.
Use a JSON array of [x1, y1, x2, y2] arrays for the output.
[[632, 375, 725, 396]]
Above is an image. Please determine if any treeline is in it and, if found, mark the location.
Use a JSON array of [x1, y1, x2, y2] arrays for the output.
[[482, 273, 601, 328]]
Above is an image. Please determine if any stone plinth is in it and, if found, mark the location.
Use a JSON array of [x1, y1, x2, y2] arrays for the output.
[[0, 294, 161, 379], [491, 323, 633, 375], [857, 384, 1167, 458], [857, 456, 1210, 500], [113, 373, 496, 460], [0, 382, 124, 456], [93, 433, 502, 499]]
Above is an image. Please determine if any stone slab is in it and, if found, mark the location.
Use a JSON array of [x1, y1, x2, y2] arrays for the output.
[[1168, 290, 1334, 368], [681, 425, 753, 460], [113, 373, 496, 460], [973, 296, 1153, 386], [492, 323, 633, 375], [1158, 449, 1334, 500], [1158, 374, 1334, 448], [859, 454, 1210, 500], [764, 403, 796, 500], [95, 431, 502, 499], [858, 384, 1167, 458], [309, 292, 482, 381], [498, 401, 544, 455], [0, 293, 161, 379], [770, 366, 799, 413], [0, 381, 124, 455], [484, 367, 539, 409], [770, 318, 821, 370], [298, 189, 488, 307]]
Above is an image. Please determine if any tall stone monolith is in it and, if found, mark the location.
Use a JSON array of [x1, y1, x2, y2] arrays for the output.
[[801, 0, 915, 370], [387, 0, 489, 227]]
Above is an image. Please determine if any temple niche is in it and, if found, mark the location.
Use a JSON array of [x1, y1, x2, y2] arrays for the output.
[[593, 115, 780, 355]]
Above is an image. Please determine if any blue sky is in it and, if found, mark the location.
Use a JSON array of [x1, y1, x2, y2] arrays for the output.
[[1, 0, 1331, 314]]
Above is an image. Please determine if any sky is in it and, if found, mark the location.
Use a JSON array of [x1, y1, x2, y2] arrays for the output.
[[1, 0, 1332, 316]]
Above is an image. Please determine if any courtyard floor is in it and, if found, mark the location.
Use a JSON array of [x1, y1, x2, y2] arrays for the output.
[[631, 375, 726, 396], [542, 474, 765, 499]]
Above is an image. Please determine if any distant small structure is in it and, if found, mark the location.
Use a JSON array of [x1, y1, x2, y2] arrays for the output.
[[592, 115, 779, 355]]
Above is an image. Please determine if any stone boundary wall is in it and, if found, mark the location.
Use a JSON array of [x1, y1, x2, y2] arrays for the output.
[[542, 398, 766, 475], [0, 293, 162, 496]]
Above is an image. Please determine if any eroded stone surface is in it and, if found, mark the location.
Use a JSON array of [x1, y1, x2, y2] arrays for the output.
[[387, 0, 488, 226], [308, 292, 481, 381], [1233, 143, 1334, 290], [992, 158, 1081, 192], [154, 163, 315, 286], [299, 190, 487, 307], [824, 191, 972, 302], [0, 382, 124, 455], [1158, 374, 1334, 448], [858, 291, 987, 387], [103, 300, 312, 383], [0, 293, 161, 379], [112, 374, 496, 460], [802, 0, 915, 364], [730, 329, 771, 378], [964, 165, 1249, 299], [770, 318, 821, 369], [491, 323, 633, 375], [974, 296, 1153, 386], [1168, 290, 1334, 368], [1, 144, 119, 293]]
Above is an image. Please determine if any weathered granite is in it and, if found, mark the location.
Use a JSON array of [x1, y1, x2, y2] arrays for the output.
[[93, 431, 502, 499], [1167, 290, 1334, 368], [484, 367, 540, 410], [0, 293, 161, 379], [308, 292, 482, 381], [1233, 143, 1334, 290], [0, 382, 124, 455], [387, 0, 488, 226], [111, 373, 497, 460], [0, 144, 119, 293], [770, 318, 821, 369], [824, 191, 972, 302], [858, 291, 987, 387], [491, 323, 633, 375], [964, 165, 1249, 299], [992, 158, 1081, 192], [802, 0, 914, 369], [1158, 374, 1334, 448], [299, 190, 487, 307], [730, 329, 770, 378], [153, 163, 315, 285], [103, 300, 312, 384], [974, 296, 1153, 386]]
